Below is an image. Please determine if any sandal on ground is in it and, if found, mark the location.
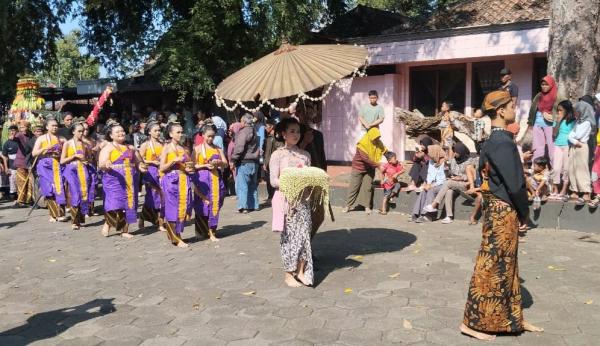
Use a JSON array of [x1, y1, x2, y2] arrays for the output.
[[575, 198, 586, 206], [468, 219, 478, 226], [378, 210, 387, 215], [588, 197, 600, 208]]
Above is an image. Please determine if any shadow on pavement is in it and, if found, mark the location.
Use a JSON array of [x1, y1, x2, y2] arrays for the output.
[[0, 220, 27, 229], [219, 220, 267, 238], [0, 298, 115, 345], [312, 228, 417, 287]]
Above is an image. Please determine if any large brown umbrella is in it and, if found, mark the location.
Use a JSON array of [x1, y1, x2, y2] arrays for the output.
[[215, 43, 368, 106]]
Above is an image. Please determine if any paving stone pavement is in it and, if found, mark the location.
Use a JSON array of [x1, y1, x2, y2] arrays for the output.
[[1, 197, 599, 346]]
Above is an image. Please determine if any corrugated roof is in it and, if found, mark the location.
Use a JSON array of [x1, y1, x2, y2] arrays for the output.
[[419, 0, 549, 31]]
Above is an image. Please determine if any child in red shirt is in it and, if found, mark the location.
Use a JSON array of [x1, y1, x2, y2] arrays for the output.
[[379, 151, 404, 214]]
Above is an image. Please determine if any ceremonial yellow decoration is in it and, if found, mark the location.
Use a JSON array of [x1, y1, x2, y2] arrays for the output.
[[10, 77, 45, 114], [278, 166, 329, 211]]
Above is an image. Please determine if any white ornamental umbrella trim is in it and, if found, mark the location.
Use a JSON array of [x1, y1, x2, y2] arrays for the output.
[[214, 44, 369, 113]]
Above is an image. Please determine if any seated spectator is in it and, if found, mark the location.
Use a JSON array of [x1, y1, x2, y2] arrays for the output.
[[527, 157, 550, 209], [411, 144, 446, 223], [423, 142, 475, 223], [379, 151, 404, 215], [406, 136, 445, 192]]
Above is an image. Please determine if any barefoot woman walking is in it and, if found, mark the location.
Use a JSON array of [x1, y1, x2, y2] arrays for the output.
[[98, 123, 146, 238], [460, 91, 543, 341]]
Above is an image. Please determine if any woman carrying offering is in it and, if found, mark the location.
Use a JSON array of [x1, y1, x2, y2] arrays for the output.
[[98, 123, 146, 238], [138, 121, 166, 231], [461, 90, 543, 341], [32, 118, 67, 222], [160, 123, 194, 248], [269, 118, 314, 287], [193, 125, 227, 242], [60, 123, 92, 230]]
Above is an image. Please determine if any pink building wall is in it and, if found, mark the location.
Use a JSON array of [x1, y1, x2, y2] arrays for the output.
[[321, 27, 549, 163], [321, 74, 405, 162]]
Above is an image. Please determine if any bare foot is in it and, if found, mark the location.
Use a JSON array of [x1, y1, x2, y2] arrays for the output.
[[208, 229, 219, 242], [296, 272, 312, 286], [49, 218, 57, 223], [71, 225, 80, 231], [176, 240, 189, 248], [57, 216, 68, 222], [523, 321, 544, 332], [459, 324, 496, 341], [121, 232, 134, 239], [101, 224, 110, 237], [159, 226, 167, 232], [284, 273, 302, 287]]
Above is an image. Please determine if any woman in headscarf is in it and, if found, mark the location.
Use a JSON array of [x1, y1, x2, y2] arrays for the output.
[[406, 136, 438, 191], [567, 101, 594, 205], [461, 90, 543, 341], [138, 121, 166, 231], [341, 127, 387, 215], [60, 123, 93, 230], [528, 76, 562, 164], [410, 144, 446, 223], [31, 118, 67, 222], [423, 141, 475, 223], [160, 123, 194, 248], [98, 123, 146, 238]]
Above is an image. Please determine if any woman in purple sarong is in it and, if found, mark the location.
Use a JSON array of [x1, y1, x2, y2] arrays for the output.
[[60, 123, 92, 230], [82, 122, 99, 216], [98, 123, 146, 238], [159, 123, 194, 248], [138, 121, 166, 231], [193, 124, 228, 242], [32, 119, 67, 222]]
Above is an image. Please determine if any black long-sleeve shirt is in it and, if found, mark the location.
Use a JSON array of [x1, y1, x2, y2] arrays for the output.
[[479, 128, 529, 219]]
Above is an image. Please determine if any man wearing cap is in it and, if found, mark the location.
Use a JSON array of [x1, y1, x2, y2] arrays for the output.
[[499, 68, 519, 109]]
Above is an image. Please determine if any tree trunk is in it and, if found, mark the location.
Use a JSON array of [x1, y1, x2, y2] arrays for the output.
[[548, 0, 600, 99]]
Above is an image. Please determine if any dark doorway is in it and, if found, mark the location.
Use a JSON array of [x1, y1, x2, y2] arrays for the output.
[[532, 57, 548, 95], [409, 64, 466, 116], [471, 60, 505, 110]]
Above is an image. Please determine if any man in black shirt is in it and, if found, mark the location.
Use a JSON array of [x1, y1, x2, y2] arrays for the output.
[[499, 68, 519, 109], [57, 112, 74, 140]]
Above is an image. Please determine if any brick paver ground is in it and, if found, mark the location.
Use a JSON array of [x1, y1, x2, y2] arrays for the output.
[[1, 196, 599, 345]]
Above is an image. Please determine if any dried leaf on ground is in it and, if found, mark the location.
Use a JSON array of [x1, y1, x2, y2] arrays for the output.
[[388, 273, 401, 279], [344, 288, 353, 294], [547, 265, 566, 271], [403, 319, 413, 329]]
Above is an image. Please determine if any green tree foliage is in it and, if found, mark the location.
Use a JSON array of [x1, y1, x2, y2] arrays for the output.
[[37, 30, 100, 87], [354, 0, 461, 18], [77, 0, 350, 101], [0, 0, 73, 103]]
